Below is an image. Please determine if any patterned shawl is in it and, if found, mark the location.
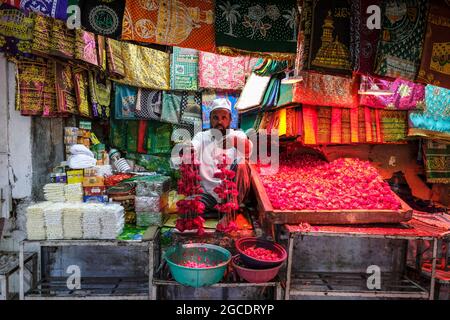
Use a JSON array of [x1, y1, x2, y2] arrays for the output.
[[54, 61, 77, 116], [50, 18, 75, 59], [79, 0, 125, 39], [350, 0, 381, 75], [74, 29, 98, 67], [114, 83, 137, 120], [301, 0, 353, 76], [0, 3, 34, 58], [276, 83, 294, 108], [417, 0, 450, 90], [198, 52, 246, 91], [3, 0, 68, 20], [73, 68, 91, 118], [161, 91, 183, 124], [115, 42, 170, 90], [121, 0, 215, 52], [89, 71, 111, 119], [170, 47, 198, 91], [201, 90, 239, 129], [16, 58, 47, 116], [136, 89, 162, 120], [106, 38, 125, 79], [214, 0, 298, 58], [374, 0, 428, 80], [359, 76, 426, 110], [180, 91, 202, 126], [292, 72, 359, 108], [380, 110, 408, 142], [31, 13, 52, 56], [423, 140, 450, 183]]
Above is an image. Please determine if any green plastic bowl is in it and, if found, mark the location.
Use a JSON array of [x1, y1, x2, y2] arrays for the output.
[[164, 243, 231, 287]]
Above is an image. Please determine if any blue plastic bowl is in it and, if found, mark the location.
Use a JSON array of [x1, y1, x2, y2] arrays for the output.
[[164, 243, 231, 287]]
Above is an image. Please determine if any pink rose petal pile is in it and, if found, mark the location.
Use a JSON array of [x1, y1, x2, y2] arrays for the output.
[[259, 155, 401, 211]]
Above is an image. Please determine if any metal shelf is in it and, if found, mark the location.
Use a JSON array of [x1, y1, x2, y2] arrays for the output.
[[289, 272, 428, 299], [25, 277, 148, 300]]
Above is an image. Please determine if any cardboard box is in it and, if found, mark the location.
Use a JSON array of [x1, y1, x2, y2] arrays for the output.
[[82, 176, 105, 187], [67, 170, 84, 184], [83, 195, 108, 203], [84, 186, 106, 196]]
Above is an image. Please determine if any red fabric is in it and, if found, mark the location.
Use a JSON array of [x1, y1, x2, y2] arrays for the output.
[[302, 105, 318, 145], [331, 108, 342, 144], [137, 120, 148, 154]]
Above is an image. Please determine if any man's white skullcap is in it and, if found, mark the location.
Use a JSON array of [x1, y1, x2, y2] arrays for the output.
[[210, 98, 232, 113]]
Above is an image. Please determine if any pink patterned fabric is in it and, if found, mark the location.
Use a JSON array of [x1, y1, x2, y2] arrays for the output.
[[198, 52, 246, 91], [359, 76, 425, 110]]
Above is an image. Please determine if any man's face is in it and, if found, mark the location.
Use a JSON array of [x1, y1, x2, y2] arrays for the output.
[[210, 109, 231, 135]]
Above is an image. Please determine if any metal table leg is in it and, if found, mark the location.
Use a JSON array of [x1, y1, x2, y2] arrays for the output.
[[284, 233, 294, 300], [19, 242, 24, 300], [429, 238, 438, 300], [0, 275, 6, 300]]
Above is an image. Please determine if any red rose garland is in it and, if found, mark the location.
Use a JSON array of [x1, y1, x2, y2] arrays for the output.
[[175, 151, 206, 236]]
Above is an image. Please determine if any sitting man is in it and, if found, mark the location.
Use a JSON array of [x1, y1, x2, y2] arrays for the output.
[[191, 98, 253, 213]]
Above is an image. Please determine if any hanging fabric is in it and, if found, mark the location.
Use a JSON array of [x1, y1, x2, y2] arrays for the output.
[[201, 90, 239, 129], [54, 61, 77, 116], [110, 118, 128, 151], [89, 71, 112, 119], [359, 76, 426, 110], [292, 72, 359, 108], [115, 41, 170, 90], [374, 0, 428, 80], [75, 29, 99, 67], [3, 0, 68, 20], [180, 91, 202, 126], [31, 13, 52, 56], [417, 0, 450, 90], [0, 3, 34, 58], [79, 0, 125, 39], [301, 0, 353, 76], [198, 52, 247, 91], [73, 68, 91, 118], [126, 120, 139, 153], [96, 35, 107, 72], [121, 0, 215, 52], [380, 110, 408, 142], [214, 0, 298, 59], [161, 91, 183, 124], [276, 83, 295, 108], [136, 89, 162, 120], [106, 38, 125, 79], [114, 83, 138, 120], [50, 18, 75, 59], [350, 0, 381, 75], [137, 120, 148, 154], [170, 47, 199, 91], [423, 140, 450, 183], [295, 0, 312, 72], [261, 77, 281, 110], [16, 58, 46, 116], [235, 73, 271, 112]]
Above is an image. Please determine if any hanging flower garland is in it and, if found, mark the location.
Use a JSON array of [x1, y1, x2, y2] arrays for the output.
[[175, 150, 206, 236], [214, 154, 239, 233]]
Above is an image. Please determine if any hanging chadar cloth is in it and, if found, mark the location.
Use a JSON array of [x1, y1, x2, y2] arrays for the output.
[[214, 0, 297, 59], [121, 0, 215, 52], [30, 12, 52, 56], [0, 3, 34, 58], [379, 110, 408, 142], [78, 0, 125, 39], [16, 58, 45, 116], [171, 47, 198, 91], [50, 18, 75, 59], [3, 0, 68, 20], [359, 76, 426, 110], [417, 0, 450, 90], [135, 89, 162, 120], [180, 92, 202, 126], [74, 29, 99, 67], [374, 0, 428, 81], [73, 68, 91, 118], [54, 61, 77, 116], [161, 91, 183, 124], [292, 72, 359, 108], [350, 0, 381, 75], [422, 140, 450, 184], [235, 73, 271, 112], [201, 90, 239, 129], [198, 51, 246, 91], [114, 83, 137, 120], [89, 71, 112, 119], [106, 38, 125, 79], [302, 0, 353, 76], [115, 42, 170, 90], [409, 85, 450, 140]]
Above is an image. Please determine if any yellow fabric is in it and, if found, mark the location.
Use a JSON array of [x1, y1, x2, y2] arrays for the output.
[[115, 42, 170, 90], [278, 108, 287, 136]]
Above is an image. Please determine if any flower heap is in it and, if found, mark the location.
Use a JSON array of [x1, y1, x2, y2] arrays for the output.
[[175, 150, 206, 236], [260, 155, 402, 211], [214, 155, 239, 233]]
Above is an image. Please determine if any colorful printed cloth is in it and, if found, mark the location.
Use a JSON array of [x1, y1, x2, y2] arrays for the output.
[[417, 0, 450, 90], [3, 0, 68, 20], [350, 0, 381, 75], [293, 72, 359, 108], [276, 83, 294, 107], [198, 51, 246, 90], [115, 42, 170, 90], [235, 73, 271, 112], [75, 29, 98, 66], [0, 3, 34, 58], [180, 91, 202, 126], [161, 91, 183, 124], [114, 83, 137, 120], [374, 0, 428, 80], [31, 12, 52, 55], [215, 0, 297, 57], [359, 76, 426, 110], [16, 58, 46, 116], [50, 18, 75, 59], [423, 140, 450, 183], [170, 47, 198, 91], [136, 89, 162, 120], [54, 61, 77, 115], [122, 0, 215, 52], [380, 110, 408, 142], [201, 90, 239, 129], [106, 38, 125, 79], [79, 0, 125, 39], [89, 71, 111, 118], [261, 76, 281, 110], [97, 35, 107, 72], [295, 0, 312, 72], [301, 0, 352, 75], [73, 68, 91, 118]]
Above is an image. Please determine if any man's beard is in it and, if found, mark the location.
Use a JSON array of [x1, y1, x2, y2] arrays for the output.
[[213, 125, 227, 136]]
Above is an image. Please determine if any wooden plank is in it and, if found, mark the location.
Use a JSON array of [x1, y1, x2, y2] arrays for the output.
[[251, 164, 413, 225]]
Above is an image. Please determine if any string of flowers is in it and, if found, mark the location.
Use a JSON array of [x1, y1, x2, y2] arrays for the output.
[[175, 150, 206, 236], [214, 154, 239, 233]]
